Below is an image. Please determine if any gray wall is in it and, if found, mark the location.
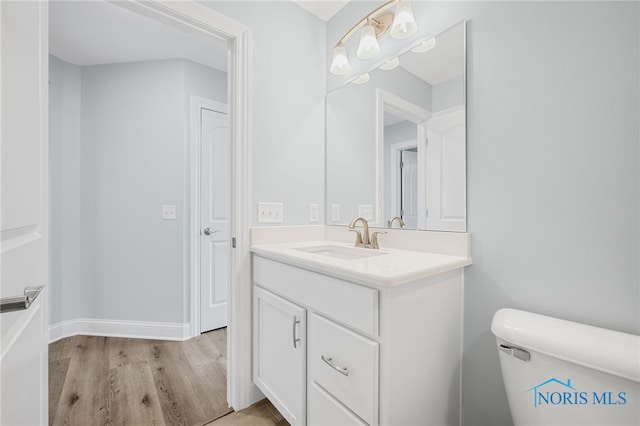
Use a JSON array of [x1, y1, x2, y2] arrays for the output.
[[49, 56, 86, 323], [203, 1, 326, 225], [49, 57, 227, 324], [327, 2, 639, 425]]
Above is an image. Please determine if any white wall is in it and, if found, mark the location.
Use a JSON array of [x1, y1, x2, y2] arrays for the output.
[[202, 1, 326, 225], [49, 57, 227, 325], [327, 2, 639, 425], [433, 75, 464, 112]]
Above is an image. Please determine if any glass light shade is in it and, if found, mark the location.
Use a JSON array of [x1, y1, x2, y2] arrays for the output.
[[379, 57, 400, 71], [330, 44, 351, 75], [411, 37, 436, 53], [352, 73, 370, 85], [390, 0, 418, 39], [357, 24, 381, 59]]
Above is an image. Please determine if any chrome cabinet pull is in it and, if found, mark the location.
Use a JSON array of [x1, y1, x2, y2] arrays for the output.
[[1, 286, 44, 313], [292, 316, 300, 348], [321, 355, 349, 376]]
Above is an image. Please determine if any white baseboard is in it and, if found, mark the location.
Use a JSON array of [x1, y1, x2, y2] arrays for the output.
[[49, 318, 191, 343]]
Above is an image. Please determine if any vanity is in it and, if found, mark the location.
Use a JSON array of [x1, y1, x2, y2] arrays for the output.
[[251, 12, 470, 425], [251, 227, 471, 425]]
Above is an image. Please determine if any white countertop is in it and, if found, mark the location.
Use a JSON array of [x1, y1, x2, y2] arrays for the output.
[[251, 240, 472, 287]]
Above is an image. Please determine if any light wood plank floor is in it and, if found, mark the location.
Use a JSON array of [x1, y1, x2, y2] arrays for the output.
[[205, 399, 289, 426], [49, 329, 233, 426]]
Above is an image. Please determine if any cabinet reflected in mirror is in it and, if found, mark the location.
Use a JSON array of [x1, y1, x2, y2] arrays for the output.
[[326, 21, 466, 231]]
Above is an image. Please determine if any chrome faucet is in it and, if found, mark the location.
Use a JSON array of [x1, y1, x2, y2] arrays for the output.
[[387, 216, 405, 228], [349, 217, 386, 249]]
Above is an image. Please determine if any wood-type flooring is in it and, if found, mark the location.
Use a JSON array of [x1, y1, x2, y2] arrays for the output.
[[49, 329, 232, 426]]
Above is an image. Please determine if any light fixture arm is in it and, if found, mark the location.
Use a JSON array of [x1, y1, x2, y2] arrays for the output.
[[333, 0, 400, 48]]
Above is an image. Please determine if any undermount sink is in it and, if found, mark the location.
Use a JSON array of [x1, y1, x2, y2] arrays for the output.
[[294, 244, 386, 260]]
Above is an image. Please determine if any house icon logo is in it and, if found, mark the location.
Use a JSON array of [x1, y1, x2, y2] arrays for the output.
[[527, 378, 627, 408], [528, 378, 579, 407]]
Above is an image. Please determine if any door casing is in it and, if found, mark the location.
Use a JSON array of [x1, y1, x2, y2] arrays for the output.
[[117, 0, 254, 410]]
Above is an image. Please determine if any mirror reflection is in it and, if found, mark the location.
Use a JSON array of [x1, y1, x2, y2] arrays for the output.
[[326, 21, 466, 231]]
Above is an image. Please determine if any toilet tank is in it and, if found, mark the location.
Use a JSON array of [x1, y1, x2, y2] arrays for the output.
[[491, 308, 640, 426]]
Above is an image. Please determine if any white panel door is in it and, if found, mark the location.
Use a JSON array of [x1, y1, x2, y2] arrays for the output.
[[1, 1, 49, 424], [426, 109, 466, 231], [200, 106, 230, 332]]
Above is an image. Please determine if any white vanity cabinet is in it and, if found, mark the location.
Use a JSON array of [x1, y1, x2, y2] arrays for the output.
[[252, 254, 464, 426]]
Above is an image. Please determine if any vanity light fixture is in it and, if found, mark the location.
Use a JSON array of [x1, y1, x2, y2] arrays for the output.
[[357, 21, 382, 59], [379, 56, 400, 70], [390, 0, 418, 39], [411, 36, 437, 53], [329, 0, 418, 75], [352, 73, 370, 84], [330, 44, 351, 75]]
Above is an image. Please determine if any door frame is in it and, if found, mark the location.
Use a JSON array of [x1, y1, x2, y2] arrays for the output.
[[116, 0, 253, 410], [376, 89, 431, 229], [189, 96, 228, 338]]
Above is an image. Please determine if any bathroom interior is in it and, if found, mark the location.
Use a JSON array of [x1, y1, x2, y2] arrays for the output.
[[3, 0, 638, 425]]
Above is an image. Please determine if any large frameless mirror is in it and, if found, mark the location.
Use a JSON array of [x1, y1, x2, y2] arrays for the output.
[[326, 20, 466, 231]]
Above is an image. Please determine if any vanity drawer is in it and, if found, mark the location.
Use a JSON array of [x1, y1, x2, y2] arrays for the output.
[[308, 313, 378, 425], [308, 380, 368, 426], [253, 256, 379, 336]]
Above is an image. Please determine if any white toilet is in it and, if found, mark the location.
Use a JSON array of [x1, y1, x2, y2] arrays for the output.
[[491, 308, 640, 425]]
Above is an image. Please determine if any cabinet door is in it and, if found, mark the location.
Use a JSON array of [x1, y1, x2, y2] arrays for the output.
[[254, 286, 306, 425]]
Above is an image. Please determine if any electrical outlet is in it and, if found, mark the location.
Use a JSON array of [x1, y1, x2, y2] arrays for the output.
[[162, 205, 177, 220], [309, 203, 319, 223], [331, 204, 340, 222], [358, 204, 374, 221], [257, 202, 283, 224]]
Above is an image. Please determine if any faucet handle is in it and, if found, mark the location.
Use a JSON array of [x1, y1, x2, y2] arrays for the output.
[[349, 229, 364, 247], [370, 231, 387, 249]]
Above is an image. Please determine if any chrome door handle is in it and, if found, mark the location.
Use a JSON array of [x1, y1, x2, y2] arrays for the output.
[[203, 228, 220, 236], [321, 355, 349, 376], [1, 286, 44, 313]]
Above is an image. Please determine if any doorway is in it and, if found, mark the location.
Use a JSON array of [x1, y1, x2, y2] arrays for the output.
[[389, 141, 419, 229], [48, 0, 252, 411]]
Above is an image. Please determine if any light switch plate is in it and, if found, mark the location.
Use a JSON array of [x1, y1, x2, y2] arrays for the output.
[[257, 202, 284, 224], [309, 203, 319, 223], [162, 205, 177, 220], [358, 204, 374, 221]]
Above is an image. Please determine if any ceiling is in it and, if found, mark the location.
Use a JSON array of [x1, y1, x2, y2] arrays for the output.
[[50, 1, 349, 71], [400, 22, 464, 86], [50, 1, 460, 89], [49, 1, 228, 71], [290, 0, 351, 21]]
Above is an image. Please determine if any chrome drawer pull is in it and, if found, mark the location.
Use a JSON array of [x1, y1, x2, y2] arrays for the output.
[[292, 316, 301, 348], [1, 286, 44, 313], [321, 355, 349, 376]]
